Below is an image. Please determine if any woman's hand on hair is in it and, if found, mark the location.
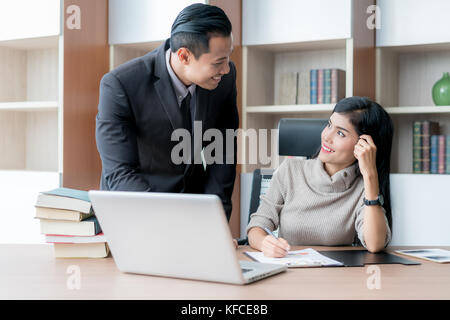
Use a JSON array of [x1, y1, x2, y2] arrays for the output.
[[354, 134, 378, 179]]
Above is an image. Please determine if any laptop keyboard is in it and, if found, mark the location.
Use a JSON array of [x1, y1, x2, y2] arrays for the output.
[[241, 268, 253, 274]]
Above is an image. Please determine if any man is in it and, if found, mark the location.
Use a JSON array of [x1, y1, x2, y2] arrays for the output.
[[96, 4, 238, 221]]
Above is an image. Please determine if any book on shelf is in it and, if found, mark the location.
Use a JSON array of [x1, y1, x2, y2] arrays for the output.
[[447, 136, 450, 174], [323, 69, 331, 104], [277, 72, 297, 105], [330, 69, 346, 104], [40, 215, 102, 236], [35, 206, 93, 222], [36, 187, 92, 213], [296, 70, 310, 105], [310, 69, 318, 104], [53, 242, 109, 258], [412, 121, 422, 173], [431, 135, 439, 174], [413, 121, 440, 174], [431, 135, 447, 174], [317, 69, 324, 104], [45, 233, 106, 244], [309, 69, 345, 105], [438, 135, 446, 174]]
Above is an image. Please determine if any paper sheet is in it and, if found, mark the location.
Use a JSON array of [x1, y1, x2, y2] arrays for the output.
[[245, 248, 344, 268]]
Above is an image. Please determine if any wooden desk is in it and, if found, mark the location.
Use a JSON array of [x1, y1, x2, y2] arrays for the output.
[[1, 244, 449, 299]]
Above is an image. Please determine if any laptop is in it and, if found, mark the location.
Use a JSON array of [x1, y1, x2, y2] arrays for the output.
[[89, 190, 287, 285]]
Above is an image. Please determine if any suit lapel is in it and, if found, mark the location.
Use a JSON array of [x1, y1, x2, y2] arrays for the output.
[[153, 40, 211, 182], [153, 40, 183, 131]]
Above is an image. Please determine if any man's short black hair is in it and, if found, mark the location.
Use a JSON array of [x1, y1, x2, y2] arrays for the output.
[[170, 3, 232, 59]]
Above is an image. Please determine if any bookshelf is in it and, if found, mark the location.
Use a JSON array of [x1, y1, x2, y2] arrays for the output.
[[0, 35, 61, 172], [0, 0, 62, 244], [376, 44, 450, 174], [240, 0, 374, 173]]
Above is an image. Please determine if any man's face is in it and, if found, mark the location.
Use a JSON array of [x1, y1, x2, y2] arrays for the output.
[[184, 34, 233, 90]]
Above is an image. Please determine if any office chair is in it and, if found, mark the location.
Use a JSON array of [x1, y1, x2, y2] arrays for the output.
[[237, 118, 328, 245]]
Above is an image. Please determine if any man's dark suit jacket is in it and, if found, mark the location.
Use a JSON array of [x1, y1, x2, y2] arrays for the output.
[[96, 39, 239, 220]]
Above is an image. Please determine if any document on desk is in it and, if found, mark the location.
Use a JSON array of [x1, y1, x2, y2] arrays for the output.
[[244, 248, 344, 268]]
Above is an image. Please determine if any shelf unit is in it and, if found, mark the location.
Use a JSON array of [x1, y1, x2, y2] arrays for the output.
[[240, 0, 375, 173], [376, 43, 450, 174], [0, 35, 61, 172], [0, 0, 62, 244]]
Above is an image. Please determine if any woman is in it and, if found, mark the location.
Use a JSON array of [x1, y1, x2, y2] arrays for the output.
[[247, 97, 394, 256]]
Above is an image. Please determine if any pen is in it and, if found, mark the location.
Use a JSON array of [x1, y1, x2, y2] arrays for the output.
[[263, 227, 278, 238], [263, 227, 293, 254]]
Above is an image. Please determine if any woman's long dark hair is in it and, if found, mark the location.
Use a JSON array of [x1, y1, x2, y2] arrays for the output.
[[332, 97, 394, 230]]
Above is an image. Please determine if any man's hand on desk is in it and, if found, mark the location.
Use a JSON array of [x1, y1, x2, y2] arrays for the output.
[[233, 239, 238, 249]]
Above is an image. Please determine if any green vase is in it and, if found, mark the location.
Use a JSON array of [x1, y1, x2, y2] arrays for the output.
[[432, 72, 450, 106]]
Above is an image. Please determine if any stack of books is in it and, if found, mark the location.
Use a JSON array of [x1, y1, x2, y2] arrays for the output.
[[35, 187, 109, 258], [413, 120, 450, 174], [277, 69, 346, 105]]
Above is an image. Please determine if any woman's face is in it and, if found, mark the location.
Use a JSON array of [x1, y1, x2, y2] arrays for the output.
[[318, 112, 360, 174]]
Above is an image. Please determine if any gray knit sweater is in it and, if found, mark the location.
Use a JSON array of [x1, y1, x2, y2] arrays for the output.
[[246, 158, 391, 248]]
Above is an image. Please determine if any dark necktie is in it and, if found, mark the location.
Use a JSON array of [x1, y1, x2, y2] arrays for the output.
[[180, 92, 192, 134]]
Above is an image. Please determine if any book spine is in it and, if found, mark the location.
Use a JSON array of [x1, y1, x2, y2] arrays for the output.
[[338, 70, 346, 102], [297, 71, 310, 105], [431, 135, 439, 174], [412, 121, 422, 174], [438, 135, 446, 174], [331, 69, 337, 104], [317, 69, 324, 104], [447, 136, 450, 174], [422, 121, 430, 173], [310, 69, 317, 104], [324, 69, 331, 104]]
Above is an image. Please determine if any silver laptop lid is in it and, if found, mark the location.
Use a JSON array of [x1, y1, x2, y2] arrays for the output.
[[89, 190, 245, 284]]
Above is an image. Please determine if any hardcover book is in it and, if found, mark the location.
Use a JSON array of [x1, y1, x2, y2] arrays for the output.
[[447, 136, 450, 174], [412, 121, 422, 174], [438, 135, 446, 174], [36, 187, 92, 213], [310, 69, 318, 104], [53, 242, 109, 258], [35, 206, 93, 222], [278, 72, 298, 105], [40, 215, 101, 236], [317, 69, 324, 104], [431, 135, 439, 174], [323, 69, 331, 104], [296, 70, 310, 105], [331, 69, 346, 104], [421, 121, 440, 173], [46, 233, 106, 244]]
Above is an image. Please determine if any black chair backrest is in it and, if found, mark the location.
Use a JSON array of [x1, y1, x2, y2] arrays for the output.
[[278, 118, 328, 158]]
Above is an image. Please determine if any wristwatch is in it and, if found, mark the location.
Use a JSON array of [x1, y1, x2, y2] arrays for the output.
[[363, 194, 384, 206]]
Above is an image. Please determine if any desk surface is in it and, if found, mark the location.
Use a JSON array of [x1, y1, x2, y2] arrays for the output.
[[1, 244, 449, 299]]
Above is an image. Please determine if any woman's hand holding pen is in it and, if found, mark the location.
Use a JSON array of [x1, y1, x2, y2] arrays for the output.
[[261, 227, 291, 258]]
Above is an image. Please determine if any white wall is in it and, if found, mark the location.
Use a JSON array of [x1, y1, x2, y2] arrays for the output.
[[377, 0, 450, 47], [0, 171, 60, 244], [0, 0, 60, 41], [109, 0, 204, 45], [389, 174, 450, 246], [243, 0, 352, 46]]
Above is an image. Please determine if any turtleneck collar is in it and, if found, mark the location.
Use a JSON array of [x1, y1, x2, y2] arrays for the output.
[[308, 157, 361, 193]]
